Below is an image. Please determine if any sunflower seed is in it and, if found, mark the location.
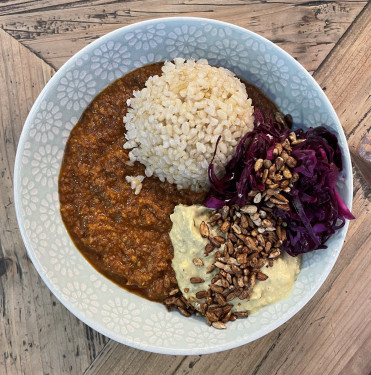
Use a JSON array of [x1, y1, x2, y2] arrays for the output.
[[253, 218, 262, 227], [209, 213, 222, 222], [209, 284, 224, 294], [274, 193, 289, 203], [209, 236, 222, 248], [220, 221, 231, 233], [221, 205, 230, 220], [256, 271, 269, 281], [237, 276, 245, 288], [272, 173, 283, 181], [263, 159, 272, 168], [196, 290, 208, 299], [268, 249, 281, 259], [214, 293, 226, 306], [228, 232, 238, 243], [286, 156, 297, 168], [214, 236, 226, 244], [259, 210, 267, 218], [262, 219, 273, 228], [222, 311, 233, 323], [290, 172, 299, 183], [289, 132, 297, 142], [248, 190, 259, 197], [204, 243, 215, 256], [249, 273, 256, 288], [254, 158, 264, 171], [269, 197, 287, 205], [231, 223, 242, 234], [253, 193, 262, 204], [275, 111, 286, 125], [200, 221, 210, 238], [277, 203, 290, 211], [206, 264, 216, 274], [240, 204, 258, 214], [234, 311, 249, 318], [192, 258, 204, 267], [280, 179, 290, 188], [246, 237, 259, 251], [178, 307, 192, 317], [281, 139, 292, 152], [257, 234, 265, 246], [163, 296, 179, 305], [206, 311, 219, 322], [239, 289, 250, 300], [291, 138, 306, 145], [283, 168, 292, 179], [190, 277, 205, 284], [285, 114, 293, 127], [236, 253, 248, 264], [275, 156, 284, 170], [212, 321, 227, 329], [280, 150, 289, 161]]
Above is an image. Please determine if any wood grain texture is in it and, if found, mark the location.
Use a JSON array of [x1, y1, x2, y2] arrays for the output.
[[314, 3, 371, 194], [0, 1, 370, 374], [0, 1, 366, 71], [0, 28, 108, 375], [82, 6, 371, 375]]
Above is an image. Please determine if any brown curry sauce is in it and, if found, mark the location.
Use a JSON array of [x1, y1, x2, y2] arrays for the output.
[[58, 63, 278, 302]]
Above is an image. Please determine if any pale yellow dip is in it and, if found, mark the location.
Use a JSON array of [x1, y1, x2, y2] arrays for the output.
[[170, 204, 301, 315]]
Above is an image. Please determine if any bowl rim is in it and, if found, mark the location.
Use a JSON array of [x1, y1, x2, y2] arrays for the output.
[[14, 16, 353, 355]]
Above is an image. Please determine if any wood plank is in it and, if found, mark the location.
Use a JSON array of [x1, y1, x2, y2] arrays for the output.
[[81, 4, 371, 375], [84, 342, 188, 375], [314, 3, 371, 181], [0, 0, 365, 15], [0, 29, 109, 375], [0, 1, 366, 71]]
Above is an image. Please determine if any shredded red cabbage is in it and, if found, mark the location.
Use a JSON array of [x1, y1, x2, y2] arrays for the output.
[[205, 108, 354, 256], [206, 110, 290, 208]]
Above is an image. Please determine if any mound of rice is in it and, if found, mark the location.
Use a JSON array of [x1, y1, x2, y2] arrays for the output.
[[123, 58, 254, 192]]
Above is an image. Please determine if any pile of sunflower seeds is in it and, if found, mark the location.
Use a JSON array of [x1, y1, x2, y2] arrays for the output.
[[164, 133, 303, 328]]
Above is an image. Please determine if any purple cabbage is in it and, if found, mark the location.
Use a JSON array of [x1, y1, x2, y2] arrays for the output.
[[205, 108, 354, 256], [206, 109, 290, 208]]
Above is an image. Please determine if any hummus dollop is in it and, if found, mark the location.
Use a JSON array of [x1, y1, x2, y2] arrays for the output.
[[170, 204, 301, 314]]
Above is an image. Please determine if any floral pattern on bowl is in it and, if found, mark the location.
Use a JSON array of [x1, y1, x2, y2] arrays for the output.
[[14, 17, 352, 355]]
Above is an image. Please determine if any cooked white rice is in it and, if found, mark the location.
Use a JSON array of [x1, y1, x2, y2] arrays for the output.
[[123, 58, 254, 192], [125, 175, 145, 195]]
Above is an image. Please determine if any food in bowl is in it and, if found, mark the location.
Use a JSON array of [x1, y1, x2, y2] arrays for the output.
[[169, 204, 301, 327], [58, 59, 277, 302], [163, 106, 354, 327], [58, 58, 353, 328], [123, 58, 254, 192], [58, 62, 205, 301]]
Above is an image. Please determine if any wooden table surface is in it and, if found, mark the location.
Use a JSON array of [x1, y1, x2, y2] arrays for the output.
[[1, 1, 370, 374]]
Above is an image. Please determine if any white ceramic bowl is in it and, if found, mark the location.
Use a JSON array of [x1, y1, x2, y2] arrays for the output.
[[14, 17, 352, 354]]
